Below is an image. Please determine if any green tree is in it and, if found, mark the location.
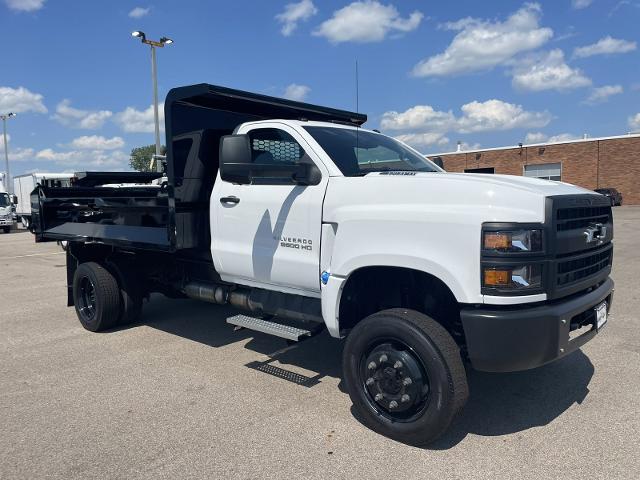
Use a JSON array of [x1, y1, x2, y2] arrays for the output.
[[129, 144, 167, 172]]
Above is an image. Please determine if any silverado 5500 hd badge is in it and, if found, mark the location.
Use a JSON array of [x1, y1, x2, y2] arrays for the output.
[[280, 236, 313, 251]]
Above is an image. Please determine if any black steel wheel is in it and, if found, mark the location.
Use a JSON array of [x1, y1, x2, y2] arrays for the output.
[[360, 341, 431, 423], [72, 262, 121, 332], [343, 308, 468, 446]]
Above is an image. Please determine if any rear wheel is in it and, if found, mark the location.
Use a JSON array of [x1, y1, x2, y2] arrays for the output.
[[21, 216, 30, 229], [72, 262, 121, 332], [342, 308, 468, 446]]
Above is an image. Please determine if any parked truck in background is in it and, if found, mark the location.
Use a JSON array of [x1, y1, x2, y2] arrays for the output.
[[31, 84, 615, 445], [14, 173, 74, 229], [0, 173, 15, 233]]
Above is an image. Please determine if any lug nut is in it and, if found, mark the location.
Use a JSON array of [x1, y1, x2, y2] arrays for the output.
[[368, 361, 377, 370], [374, 393, 383, 402], [393, 361, 403, 369], [366, 377, 375, 386], [389, 400, 398, 409], [403, 377, 412, 386], [379, 354, 388, 363], [401, 394, 410, 403]]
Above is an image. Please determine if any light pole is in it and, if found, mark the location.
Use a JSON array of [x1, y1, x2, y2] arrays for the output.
[[1, 112, 16, 194], [131, 31, 173, 169]]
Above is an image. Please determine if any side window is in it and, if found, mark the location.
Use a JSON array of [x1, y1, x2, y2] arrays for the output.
[[248, 128, 305, 166]]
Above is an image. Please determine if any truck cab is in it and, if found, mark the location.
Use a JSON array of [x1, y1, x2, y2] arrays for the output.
[[30, 84, 614, 446], [0, 180, 15, 233]]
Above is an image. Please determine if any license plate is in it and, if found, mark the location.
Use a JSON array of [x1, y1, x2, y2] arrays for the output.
[[595, 302, 608, 330]]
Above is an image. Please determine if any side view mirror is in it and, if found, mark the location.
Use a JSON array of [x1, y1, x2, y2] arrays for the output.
[[12, 195, 18, 204], [220, 134, 322, 186], [293, 162, 322, 186], [219, 134, 252, 184]]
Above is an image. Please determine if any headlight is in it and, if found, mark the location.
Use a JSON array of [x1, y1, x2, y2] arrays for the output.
[[483, 229, 542, 253], [483, 264, 542, 291]]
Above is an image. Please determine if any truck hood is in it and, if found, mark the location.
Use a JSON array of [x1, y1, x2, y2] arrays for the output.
[[324, 172, 595, 224], [369, 171, 593, 196]]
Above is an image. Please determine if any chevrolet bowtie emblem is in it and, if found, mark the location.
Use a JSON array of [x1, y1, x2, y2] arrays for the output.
[[584, 223, 607, 245]]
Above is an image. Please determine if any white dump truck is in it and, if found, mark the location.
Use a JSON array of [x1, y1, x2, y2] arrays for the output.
[[31, 84, 614, 445]]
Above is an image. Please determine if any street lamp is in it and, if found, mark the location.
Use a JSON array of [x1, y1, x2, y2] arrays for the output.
[[130, 31, 173, 166], [1, 112, 16, 194]]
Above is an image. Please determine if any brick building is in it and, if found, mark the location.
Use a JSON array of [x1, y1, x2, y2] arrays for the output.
[[429, 134, 640, 205]]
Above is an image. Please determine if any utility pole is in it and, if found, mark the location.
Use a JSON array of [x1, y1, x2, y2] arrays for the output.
[[1, 112, 16, 194], [131, 31, 173, 171]]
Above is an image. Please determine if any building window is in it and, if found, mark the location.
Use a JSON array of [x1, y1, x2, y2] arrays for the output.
[[524, 162, 561, 181]]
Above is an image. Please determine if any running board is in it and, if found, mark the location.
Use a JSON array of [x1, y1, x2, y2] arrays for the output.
[[226, 314, 318, 341]]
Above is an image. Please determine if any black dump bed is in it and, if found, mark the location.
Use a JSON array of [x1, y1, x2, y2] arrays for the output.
[[32, 83, 366, 252]]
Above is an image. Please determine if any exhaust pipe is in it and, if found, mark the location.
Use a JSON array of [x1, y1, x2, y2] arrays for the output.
[[183, 281, 322, 324]]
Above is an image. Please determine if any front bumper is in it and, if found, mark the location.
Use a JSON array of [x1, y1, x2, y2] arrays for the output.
[[0, 216, 13, 226], [460, 277, 614, 372]]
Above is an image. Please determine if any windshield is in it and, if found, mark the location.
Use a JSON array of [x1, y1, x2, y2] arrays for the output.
[[0, 193, 9, 207], [304, 126, 439, 176]]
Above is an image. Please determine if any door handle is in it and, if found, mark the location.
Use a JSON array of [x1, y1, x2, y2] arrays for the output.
[[220, 196, 240, 205]]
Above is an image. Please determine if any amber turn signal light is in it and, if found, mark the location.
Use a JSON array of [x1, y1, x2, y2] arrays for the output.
[[483, 269, 510, 286]]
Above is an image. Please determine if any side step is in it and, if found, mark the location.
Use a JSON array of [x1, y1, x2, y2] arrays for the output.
[[226, 314, 319, 341]]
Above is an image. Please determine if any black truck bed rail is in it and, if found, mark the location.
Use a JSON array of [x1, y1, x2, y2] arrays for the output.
[[32, 172, 173, 251]]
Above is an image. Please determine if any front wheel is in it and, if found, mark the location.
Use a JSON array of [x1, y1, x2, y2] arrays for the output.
[[342, 308, 468, 446], [1, 226, 9, 234]]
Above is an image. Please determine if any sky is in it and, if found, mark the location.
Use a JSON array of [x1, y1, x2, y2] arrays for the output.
[[0, 0, 639, 176]]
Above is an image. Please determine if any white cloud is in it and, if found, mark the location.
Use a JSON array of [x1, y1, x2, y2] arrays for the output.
[[629, 113, 640, 131], [511, 49, 591, 91], [276, 0, 318, 36], [573, 36, 637, 58], [70, 135, 125, 150], [113, 104, 164, 133], [128, 6, 150, 18], [381, 99, 551, 148], [52, 99, 112, 129], [394, 132, 449, 148], [583, 85, 623, 105], [314, 1, 423, 44], [283, 84, 311, 101], [525, 132, 547, 143], [35, 148, 128, 169], [4, 0, 45, 12], [0, 140, 34, 161], [381, 105, 456, 132], [9, 147, 35, 161], [572, 0, 593, 8], [456, 99, 552, 133], [525, 132, 583, 143], [547, 133, 580, 142], [412, 3, 552, 77], [0, 86, 47, 114]]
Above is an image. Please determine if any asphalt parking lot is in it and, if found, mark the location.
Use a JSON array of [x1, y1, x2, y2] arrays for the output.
[[1, 208, 639, 480]]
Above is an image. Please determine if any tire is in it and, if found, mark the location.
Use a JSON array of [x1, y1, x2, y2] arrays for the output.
[[1, 226, 9, 234], [72, 262, 121, 332], [21, 216, 30, 229], [342, 308, 468, 446]]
